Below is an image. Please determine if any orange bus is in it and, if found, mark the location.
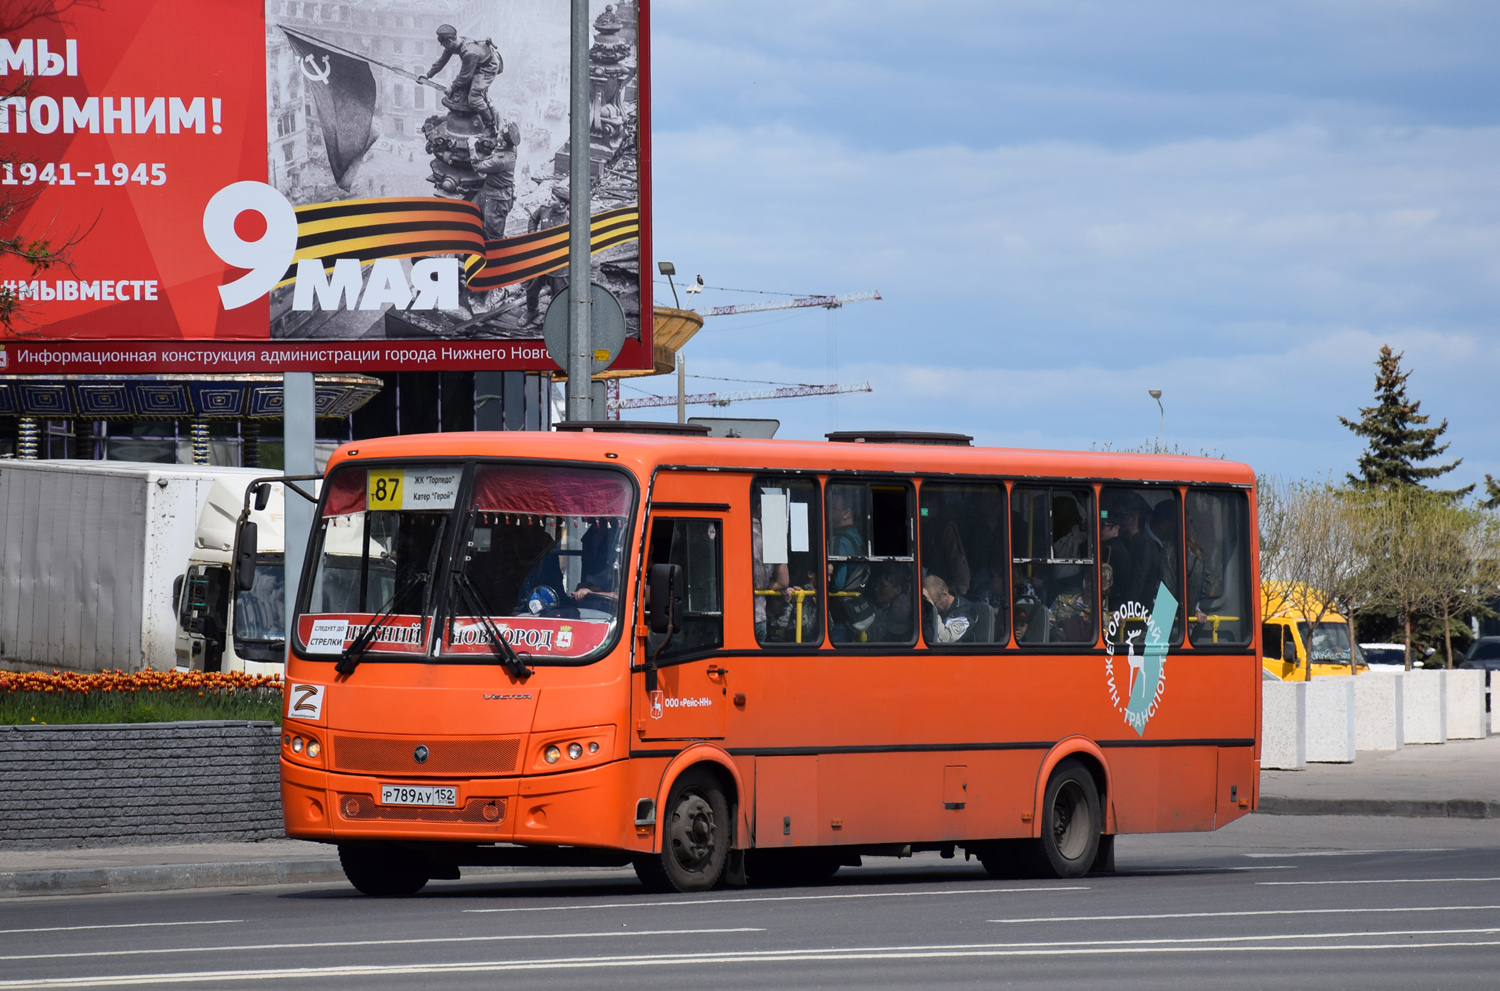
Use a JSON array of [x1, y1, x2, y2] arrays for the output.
[[277, 424, 1261, 896]]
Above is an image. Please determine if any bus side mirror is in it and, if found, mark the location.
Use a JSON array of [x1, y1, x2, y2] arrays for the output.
[[647, 563, 683, 635], [235, 521, 259, 592], [253, 482, 272, 512]]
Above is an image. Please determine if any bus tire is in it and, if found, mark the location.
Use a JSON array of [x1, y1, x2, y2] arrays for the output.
[[338, 843, 429, 897], [1038, 758, 1101, 879], [634, 768, 730, 893]]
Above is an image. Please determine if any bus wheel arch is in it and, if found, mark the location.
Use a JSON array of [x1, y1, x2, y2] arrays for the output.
[[636, 752, 740, 893], [1032, 738, 1113, 839], [649, 745, 745, 855]]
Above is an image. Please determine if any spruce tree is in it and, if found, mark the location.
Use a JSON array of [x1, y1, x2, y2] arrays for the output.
[[1339, 345, 1472, 497], [1482, 475, 1500, 511]]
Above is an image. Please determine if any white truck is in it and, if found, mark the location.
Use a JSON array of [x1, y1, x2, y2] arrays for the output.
[[0, 459, 291, 676]]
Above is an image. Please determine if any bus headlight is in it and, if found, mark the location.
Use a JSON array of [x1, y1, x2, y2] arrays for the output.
[[291, 737, 304, 754], [544, 745, 561, 764], [305, 739, 321, 759], [567, 743, 583, 760]]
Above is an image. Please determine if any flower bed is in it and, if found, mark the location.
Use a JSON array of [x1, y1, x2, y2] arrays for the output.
[[0, 670, 284, 725]]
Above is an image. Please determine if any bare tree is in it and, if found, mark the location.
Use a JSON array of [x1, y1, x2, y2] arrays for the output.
[[1257, 477, 1362, 680], [1424, 501, 1500, 667]]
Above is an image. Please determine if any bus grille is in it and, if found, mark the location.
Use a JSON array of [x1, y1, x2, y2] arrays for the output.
[[331, 736, 522, 775], [338, 794, 507, 824]]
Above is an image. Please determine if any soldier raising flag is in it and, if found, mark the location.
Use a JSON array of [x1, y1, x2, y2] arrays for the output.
[[419, 24, 503, 137]]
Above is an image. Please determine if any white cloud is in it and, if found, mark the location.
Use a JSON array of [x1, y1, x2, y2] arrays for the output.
[[650, 122, 1500, 487]]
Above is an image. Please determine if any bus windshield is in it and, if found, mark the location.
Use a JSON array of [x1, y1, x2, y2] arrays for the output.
[[1298, 621, 1353, 662], [298, 462, 634, 662]]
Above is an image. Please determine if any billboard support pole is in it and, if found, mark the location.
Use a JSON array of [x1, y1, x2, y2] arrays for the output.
[[566, 0, 593, 421], [283, 371, 316, 659]]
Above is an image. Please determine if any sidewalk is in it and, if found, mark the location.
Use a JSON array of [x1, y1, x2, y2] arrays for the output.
[[3, 737, 1495, 898], [0, 839, 344, 898], [1258, 733, 1500, 818]]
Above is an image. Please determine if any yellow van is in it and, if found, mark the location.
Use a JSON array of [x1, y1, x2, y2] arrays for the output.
[[1261, 582, 1368, 679]]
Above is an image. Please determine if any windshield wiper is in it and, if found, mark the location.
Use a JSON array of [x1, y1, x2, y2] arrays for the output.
[[450, 571, 534, 680], [334, 570, 430, 676], [335, 519, 447, 676]]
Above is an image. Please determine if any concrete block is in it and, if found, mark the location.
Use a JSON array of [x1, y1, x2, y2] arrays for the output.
[[1445, 669, 1486, 740], [1402, 669, 1448, 744], [1305, 677, 1356, 762], [1262, 680, 1307, 770], [1354, 673, 1404, 751]]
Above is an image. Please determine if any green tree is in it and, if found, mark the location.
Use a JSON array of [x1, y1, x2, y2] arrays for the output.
[[1339, 345, 1472, 498], [1481, 475, 1500, 511]]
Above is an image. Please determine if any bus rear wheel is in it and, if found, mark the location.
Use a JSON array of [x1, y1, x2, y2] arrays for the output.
[[338, 842, 429, 897], [634, 768, 730, 893], [1038, 759, 1101, 878]]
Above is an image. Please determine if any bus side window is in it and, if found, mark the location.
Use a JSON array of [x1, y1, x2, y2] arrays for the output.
[[826, 480, 916, 645], [647, 517, 723, 659], [1186, 489, 1252, 647], [920, 481, 1006, 645], [752, 477, 824, 646], [1010, 485, 1096, 645], [1100, 486, 1184, 647]]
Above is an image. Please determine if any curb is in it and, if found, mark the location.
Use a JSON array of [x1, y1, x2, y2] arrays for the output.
[[1259, 796, 1500, 819], [0, 859, 344, 898]]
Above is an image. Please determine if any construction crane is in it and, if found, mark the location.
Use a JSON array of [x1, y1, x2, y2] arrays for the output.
[[609, 381, 871, 413], [699, 291, 882, 318]]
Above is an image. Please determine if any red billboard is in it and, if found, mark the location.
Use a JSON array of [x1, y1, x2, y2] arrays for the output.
[[0, 0, 652, 374]]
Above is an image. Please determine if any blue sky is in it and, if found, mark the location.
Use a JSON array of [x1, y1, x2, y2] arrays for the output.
[[632, 0, 1500, 488]]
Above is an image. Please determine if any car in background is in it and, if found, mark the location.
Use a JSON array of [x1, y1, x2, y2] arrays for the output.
[[1460, 636, 1500, 672], [1361, 642, 1409, 668]]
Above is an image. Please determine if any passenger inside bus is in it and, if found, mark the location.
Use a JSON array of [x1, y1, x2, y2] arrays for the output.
[[826, 484, 874, 643], [919, 482, 1008, 645], [1010, 485, 1096, 644], [1185, 490, 1251, 645], [570, 520, 621, 612], [921, 574, 990, 643], [867, 563, 915, 643], [752, 478, 823, 645]]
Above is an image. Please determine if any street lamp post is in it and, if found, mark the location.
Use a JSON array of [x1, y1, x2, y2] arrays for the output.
[[1148, 389, 1164, 449]]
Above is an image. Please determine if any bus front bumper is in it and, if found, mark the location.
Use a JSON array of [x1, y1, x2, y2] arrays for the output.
[[281, 757, 646, 850]]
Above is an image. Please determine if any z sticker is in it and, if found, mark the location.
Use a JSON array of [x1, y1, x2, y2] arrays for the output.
[[287, 683, 325, 722]]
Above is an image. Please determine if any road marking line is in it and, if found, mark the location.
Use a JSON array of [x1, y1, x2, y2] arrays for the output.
[[1259, 877, 1500, 886], [0, 928, 763, 963], [463, 885, 1087, 914], [1242, 849, 1453, 858], [990, 904, 1500, 923], [7, 937, 1500, 987], [0, 921, 241, 936]]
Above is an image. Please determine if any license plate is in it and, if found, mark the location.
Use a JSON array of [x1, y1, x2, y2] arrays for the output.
[[380, 784, 458, 807]]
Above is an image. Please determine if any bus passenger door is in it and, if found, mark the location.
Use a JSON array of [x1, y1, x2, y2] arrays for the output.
[[637, 515, 728, 741]]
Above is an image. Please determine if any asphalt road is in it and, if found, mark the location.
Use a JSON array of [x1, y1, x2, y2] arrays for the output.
[[2, 815, 1497, 990]]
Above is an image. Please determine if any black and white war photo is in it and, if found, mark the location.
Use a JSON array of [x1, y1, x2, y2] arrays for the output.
[[263, 0, 643, 342]]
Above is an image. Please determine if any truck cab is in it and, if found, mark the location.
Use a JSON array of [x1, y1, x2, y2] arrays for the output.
[[174, 476, 286, 676], [1260, 582, 1367, 679]]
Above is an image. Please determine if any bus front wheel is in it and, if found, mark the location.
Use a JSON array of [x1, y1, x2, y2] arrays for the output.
[[634, 768, 730, 893], [338, 842, 429, 897], [1038, 759, 1101, 879]]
